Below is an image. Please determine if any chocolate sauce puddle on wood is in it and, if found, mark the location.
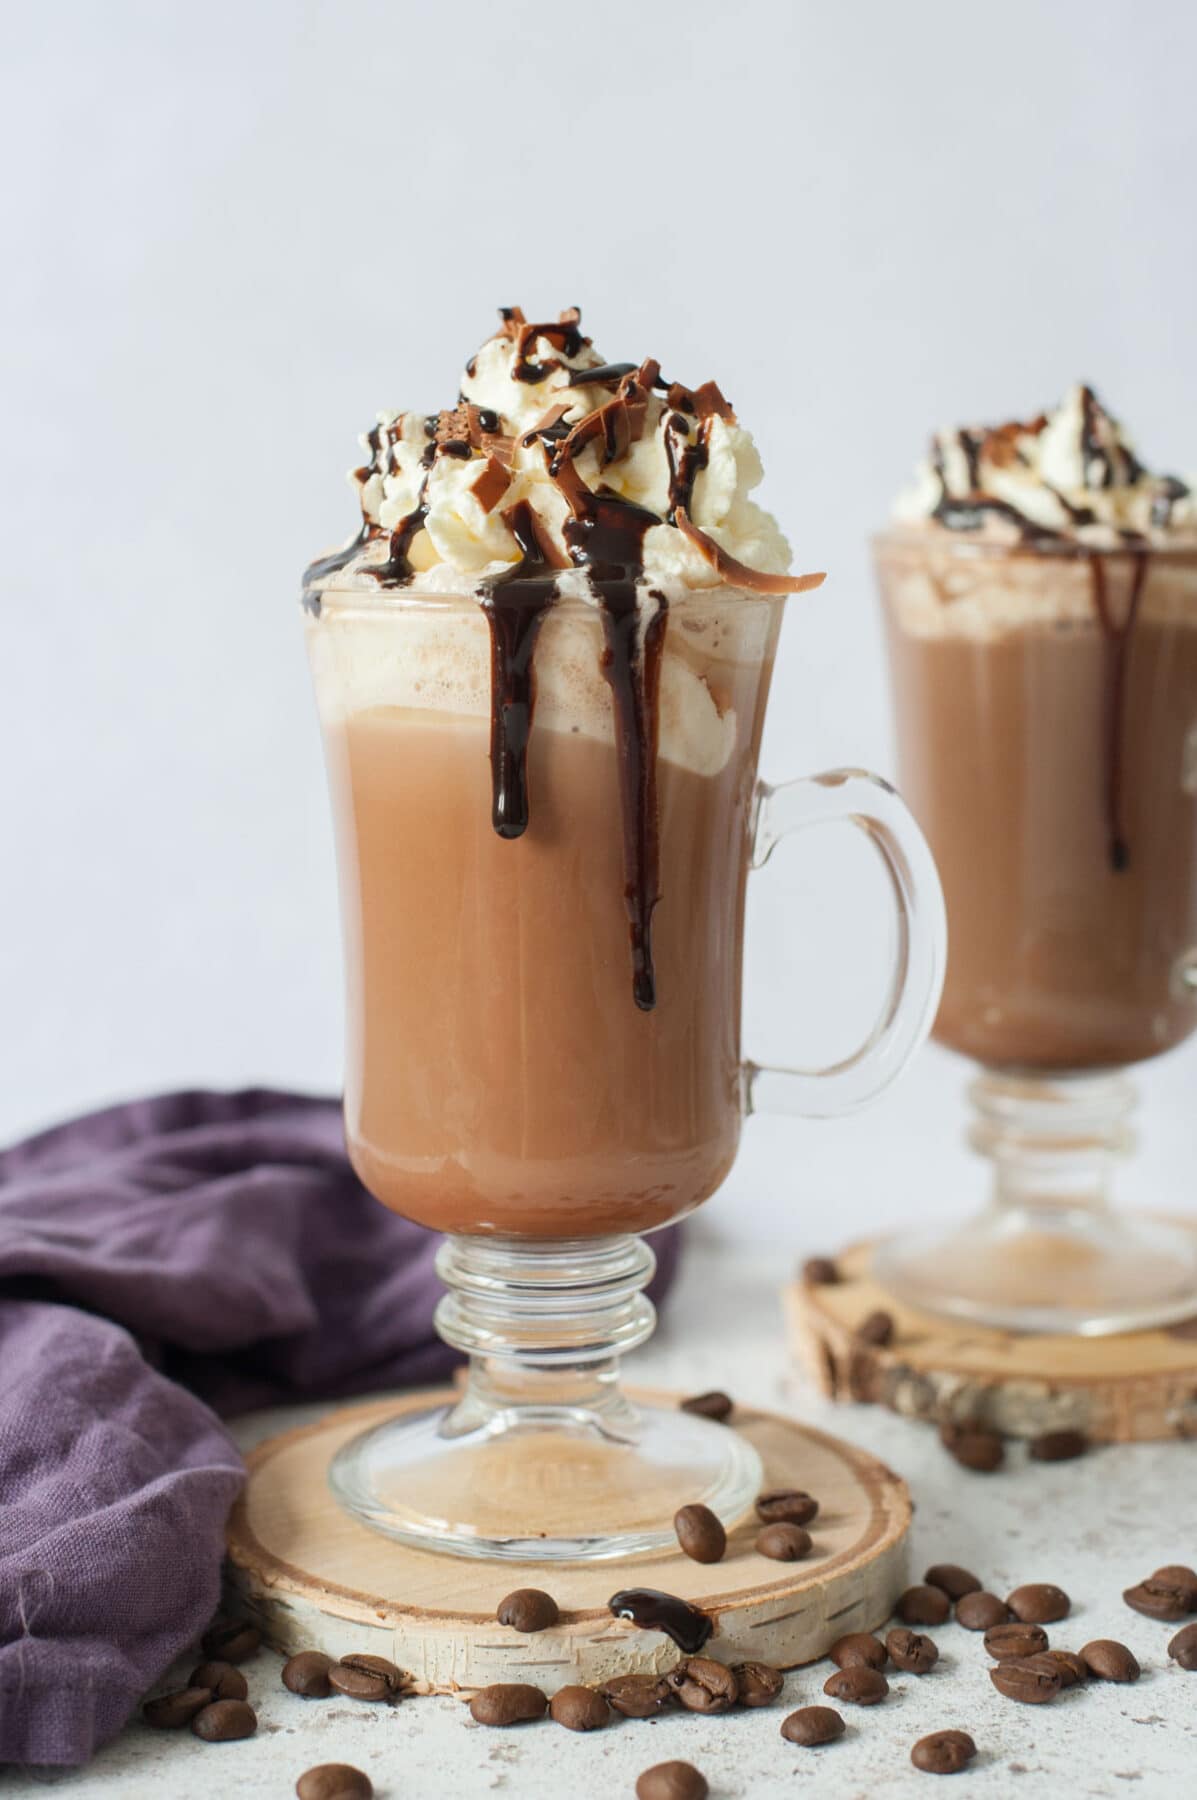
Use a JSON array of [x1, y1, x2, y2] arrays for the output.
[[480, 500, 562, 840], [1090, 550, 1149, 871], [607, 1588, 713, 1654]]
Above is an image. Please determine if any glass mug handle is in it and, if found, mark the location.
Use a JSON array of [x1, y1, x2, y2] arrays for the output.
[[744, 768, 947, 1119]]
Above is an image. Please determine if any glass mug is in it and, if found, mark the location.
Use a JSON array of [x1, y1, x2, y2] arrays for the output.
[[306, 581, 945, 1559], [875, 530, 1197, 1335]]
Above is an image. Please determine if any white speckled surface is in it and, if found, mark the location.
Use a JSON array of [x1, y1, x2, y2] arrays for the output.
[[3, 1244, 1194, 1800]]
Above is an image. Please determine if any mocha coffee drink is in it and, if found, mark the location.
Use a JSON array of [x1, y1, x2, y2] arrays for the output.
[[877, 387, 1197, 1073], [305, 309, 823, 1239]]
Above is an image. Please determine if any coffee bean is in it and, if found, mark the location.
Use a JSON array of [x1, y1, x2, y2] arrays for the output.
[[191, 1698, 258, 1740], [282, 1651, 336, 1698], [955, 1591, 1011, 1631], [296, 1765, 372, 1800], [924, 1564, 981, 1601], [781, 1704, 845, 1745], [823, 1665, 888, 1705], [1007, 1583, 1070, 1624], [673, 1504, 726, 1565], [988, 1654, 1062, 1704], [802, 1256, 840, 1285], [755, 1523, 812, 1561], [756, 1488, 819, 1526], [897, 1584, 951, 1626], [328, 1654, 405, 1702], [1168, 1622, 1197, 1670], [1044, 1649, 1088, 1689], [887, 1628, 939, 1674], [1151, 1563, 1197, 1606], [199, 1619, 260, 1665], [911, 1729, 976, 1774], [856, 1309, 895, 1346], [1123, 1578, 1194, 1621], [496, 1587, 560, 1631], [679, 1391, 732, 1422], [549, 1685, 610, 1731], [941, 1422, 1005, 1473], [1081, 1639, 1140, 1683], [984, 1621, 1049, 1661], [600, 1672, 676, 1718], [1028, 1429, 1088, 1462], [667, 1656, 738, 1714], [732, 1660, 784, 1707], [829, 1632, 888, 1670], [469, 1682, 549, 1725], [635, 1760, 708, 1800], [143, 1687, 214, 1729], [188, 1662, 248, 1701]]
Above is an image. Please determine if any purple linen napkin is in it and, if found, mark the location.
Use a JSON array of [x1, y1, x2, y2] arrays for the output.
[[0, 1088, 680, 1765]]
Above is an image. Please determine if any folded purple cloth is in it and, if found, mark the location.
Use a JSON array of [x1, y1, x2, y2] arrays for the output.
[[0, 1089, 680, 1766]]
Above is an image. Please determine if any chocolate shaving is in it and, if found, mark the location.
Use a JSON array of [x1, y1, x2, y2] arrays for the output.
[[509, 307, 591, 384], [692, 380, 736, 424], [559, 363, 654, 470], [674, 507, 825, 594], [472, 455, 512, 516]]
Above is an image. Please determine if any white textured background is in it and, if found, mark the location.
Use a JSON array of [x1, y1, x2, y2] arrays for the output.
[[4, 0, 1195, 1244]]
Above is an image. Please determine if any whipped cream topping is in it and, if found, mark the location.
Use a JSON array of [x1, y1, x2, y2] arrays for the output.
[[304, 307, 820, 602], [894, 385, 1196, 546]]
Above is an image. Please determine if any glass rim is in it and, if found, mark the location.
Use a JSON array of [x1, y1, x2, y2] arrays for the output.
[[871, 523, 1197, 564], [303, 577, 792, 618]]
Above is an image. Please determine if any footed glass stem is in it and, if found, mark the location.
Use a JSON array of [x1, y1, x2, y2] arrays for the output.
[[874, 1068, 1197, 1336], [329, 1234, 762, 1561]]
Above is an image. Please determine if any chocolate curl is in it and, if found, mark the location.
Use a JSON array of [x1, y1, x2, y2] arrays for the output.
[[559, 363, 654, 470], [471, 455, 512, 516], [675, 508, 826, 595], [511, 308, 590, 384], [691, 380, 736, 424], [501, 497, 571, 570]]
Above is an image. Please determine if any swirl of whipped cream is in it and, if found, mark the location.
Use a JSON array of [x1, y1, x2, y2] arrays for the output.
[[893, 384, 1196, 546], [304, 307, 820, 602]]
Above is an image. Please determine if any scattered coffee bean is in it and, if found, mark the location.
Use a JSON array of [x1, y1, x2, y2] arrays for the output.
[[296, 1765, 372, 1800], [756, 1488, 820, 1526], [830, 1631, 888, 1671], [924, 1564, 981, 1601], [941, 1422, 1005, 1473], [282, 1651, 336, 1698], [897, 1584, 951, 1626], [1168, 1622, 1197, 1670], [191, 1698, 258, 1740], [755, 1523, 812, 1561], [984, 1621, 1049, 1661], [200, 1619, 261, 1664], [856, 1309, 895, 1346], [328, 1654, 406, 1702], [599, 1672, 676, 1718], [802, 1256, 840, 1285], [143, 1687, 214, 1729], [496, 1587, 560, 1632], [1151, 1563, 1197, 1606], [956, 1591, 1011, 1631], [188, 1662, 248, 1702], [781, 1704, 845, 1745], [469, 1682, 549, 1726], [1044, 1649, 1088, 1689], [1028, 1429, 1089, 1462], [1007, 1583, 1071, 1624], [911, 1729, 976, 1775], [667, 1655, 738, 1714], [989, 1654, 1062, 1704], [674, 1503, 726, 1564], [636, 1760, 708, 1800], [887, 1628, 939, 1674], [1123, 1578, 1194, 1621], [549, 1685, 611, 1731], [1081, 1639, 1140, 1683], [824, 1665, 889, 1705], [732, 1660, 784, 1707], [679, 1391, 732, 1422]]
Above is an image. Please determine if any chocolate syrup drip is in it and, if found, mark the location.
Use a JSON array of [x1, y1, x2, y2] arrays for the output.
[[563, 490, 665, 1010], [480, 501, 561, 839], [567, 361, 638, 387], [302, 523, 374, 615], [608, 1589, 713, 1654], [665, 416, 710, 523], [511, 315, 588, 384], [1090, 550, 1149, 871]]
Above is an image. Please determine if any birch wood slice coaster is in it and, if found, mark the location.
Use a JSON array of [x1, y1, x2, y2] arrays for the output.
[[224, 1387, 910, 1694], [788, 1236, 1197, 1442]]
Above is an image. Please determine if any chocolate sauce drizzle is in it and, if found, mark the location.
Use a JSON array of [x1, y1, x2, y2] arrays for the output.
[[607, 1588, 713, 1654], [302, 523, 375, 616], [1090, 551, 1149, 871], [480, 500, 563, 840]]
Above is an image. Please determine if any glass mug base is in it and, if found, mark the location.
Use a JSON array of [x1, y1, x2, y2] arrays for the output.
[[874, 1068, 1197, 1336]]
